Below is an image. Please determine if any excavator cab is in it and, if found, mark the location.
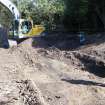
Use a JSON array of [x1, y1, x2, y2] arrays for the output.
[[21, 20, 32, 34], [9, 19, 45, 39]]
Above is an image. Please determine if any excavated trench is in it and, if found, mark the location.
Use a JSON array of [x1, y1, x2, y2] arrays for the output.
[[73, 52, 105, 77]]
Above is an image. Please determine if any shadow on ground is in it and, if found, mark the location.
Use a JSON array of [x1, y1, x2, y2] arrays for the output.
[[73, 53, 105, 78], [61, 79, 105, 87], [32, 33, 105, 51], [82, 62, 105, 78], [32, 33, 81, 51]]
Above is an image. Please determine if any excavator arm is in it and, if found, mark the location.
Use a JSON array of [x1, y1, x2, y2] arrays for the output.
[[0, 0, 20, 20]]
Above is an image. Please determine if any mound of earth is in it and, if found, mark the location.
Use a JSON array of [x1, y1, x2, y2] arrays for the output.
[[0, 34, 105, 105]]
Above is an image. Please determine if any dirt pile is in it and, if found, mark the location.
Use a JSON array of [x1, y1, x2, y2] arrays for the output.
[[0, 34, 105, 105], [18, 35, 105, 105]]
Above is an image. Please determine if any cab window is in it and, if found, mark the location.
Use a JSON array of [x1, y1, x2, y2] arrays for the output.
[[21, 21, 32, 34]]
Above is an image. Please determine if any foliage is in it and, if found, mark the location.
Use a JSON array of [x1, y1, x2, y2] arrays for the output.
[[12, 0, 65, 30], [64, 0, 89, 31], [64, 0, 105, 31], [1, 0, 105, 31]]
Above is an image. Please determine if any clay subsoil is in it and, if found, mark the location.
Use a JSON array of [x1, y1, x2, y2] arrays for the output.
[[0, 33, 105, 105]]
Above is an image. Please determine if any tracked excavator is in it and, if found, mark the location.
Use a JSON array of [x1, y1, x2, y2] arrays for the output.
[[0, 0, 45, 40]]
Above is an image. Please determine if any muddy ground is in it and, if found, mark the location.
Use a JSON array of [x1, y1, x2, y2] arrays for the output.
[[0, 33, 105, 105]]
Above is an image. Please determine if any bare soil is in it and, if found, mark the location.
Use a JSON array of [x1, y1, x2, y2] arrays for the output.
[[0, 33, 105, 105]]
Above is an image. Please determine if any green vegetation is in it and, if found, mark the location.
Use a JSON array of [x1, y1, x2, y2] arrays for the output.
[[12, 0, 65, 30], [0, 0, 105, 32], [64, 0, 105, 32]]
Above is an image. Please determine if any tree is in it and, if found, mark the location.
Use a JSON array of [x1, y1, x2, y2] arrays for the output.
[[90, 0, 105, 29], [12, 0, 65, 30], [63, 0, 88, 31]]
